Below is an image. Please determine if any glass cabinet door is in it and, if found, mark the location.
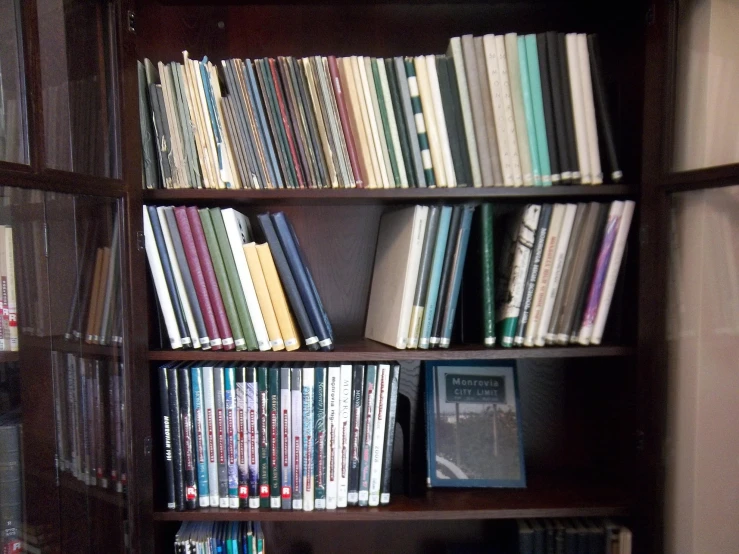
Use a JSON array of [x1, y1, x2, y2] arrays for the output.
[[36, 0, 121, 178], [0, 0, 29, 165]]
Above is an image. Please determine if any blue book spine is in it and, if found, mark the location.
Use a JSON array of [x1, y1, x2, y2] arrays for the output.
[[271, 213, 334, 351], [518, 37, 543, 186], [419, 206, 453, 349], [525, 35, 552, 186], [224, 365, 239, 508], [440, 205, 476, 346], [190, 365, 210, 507]]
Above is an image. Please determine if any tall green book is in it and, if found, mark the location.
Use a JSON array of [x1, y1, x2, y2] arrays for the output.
[[481, 203, 495, 346], [257, 365, 269, 508], [198, 208, 247, 351], [268, 364, 281, 509], [525, 34, 552, 186], [313, 363, 327, 509], [372, 58, 400, 186], [518, 37, 543, 186], [209, 208, 258, 351]]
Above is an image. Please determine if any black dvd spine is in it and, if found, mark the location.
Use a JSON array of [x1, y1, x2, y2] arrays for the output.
[[380, 364, 400, 504], [347, 363, 365, 506], [158, 365, 176, 510], [178, 365, 198, 510], [167, 365, 185, 510]]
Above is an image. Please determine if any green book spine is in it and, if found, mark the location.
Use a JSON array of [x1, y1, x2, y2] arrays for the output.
[[481, 203, 495, 346], [525, 34, 552, 186], [404, 59, 436, 187], [385, 58, 416, 187], [313, 364, 327, 509], [209, 208, 258, 351], [257, 365, 269, 507], [268, 365, 281, 509], [372, 59, 400, 186], [518, 37, 543, 186], [198, 209, 246, 351]]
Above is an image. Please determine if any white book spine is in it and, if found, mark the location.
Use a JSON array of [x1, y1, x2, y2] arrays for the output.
[[377, 61, 409, 187], [291, 369, 303, 511], [524, 204, 566, 346], [142, 207, 182, 349], [368, 363, 390, 507], [365, 57, 395, 189], [337, 364, 352, 507], [280, 370, 292, 506], [349, 56, 382, 189], [414, 56, 446, 187], [566, 34, 591, 185], [156, 207, 200, 348], [591, 201, 635, 344], [577, 34, 603, 185], [495, 35, 524, 187], [202, 365, 220, 507], [397, 206, 429, 349], [450, 37, 482, 187], [426, 55, 457, 188], [5, 227, 17, 352], [358, 57, 392, 189], [302, 366, 315, 511], [326, 365, 339, 509], [504, 33, 534, 186], [535, 203, 578, 346], [483, 35, 514, 186], [221, 209, 270, 350]]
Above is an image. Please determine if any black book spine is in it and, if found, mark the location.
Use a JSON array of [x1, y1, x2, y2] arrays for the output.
[[587, 35, 622, 182], [214, 366, 229, 506], [293, 58, 331, 188], [430, 205, 463, 346], [167, 365, 185, 510], [379, 363, 400, 504], [256, 213, 320, 351], [546, 32, 573, 182], [178, 365, 198, 510], [148, 83, 173, 187], [257, 365, 270, 508], [220, 95, 252, 189], [268, 365, 281, 509], [436, 56, 469, 187], [444, 55, 473, 187], [346, 363, 365, 505], [385, 58, 416, 187], [557, 34, 580, 182], [536, 35, 561, 183], [158, 365, 176, 509]]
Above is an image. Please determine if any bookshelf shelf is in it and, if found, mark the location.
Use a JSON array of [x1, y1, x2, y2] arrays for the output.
[[142, 185, 637, 205], [0, 351, 19, 363], [147, 341, 634, 362]]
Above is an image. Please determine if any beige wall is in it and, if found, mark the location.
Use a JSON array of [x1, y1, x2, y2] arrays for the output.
[[665, 185, 739, 554]]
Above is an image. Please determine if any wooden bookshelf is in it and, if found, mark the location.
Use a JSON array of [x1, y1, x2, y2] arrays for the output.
[[0, 351, 19, 363]]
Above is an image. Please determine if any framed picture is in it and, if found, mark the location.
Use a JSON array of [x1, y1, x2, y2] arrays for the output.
[[425, 360, 525, 488]]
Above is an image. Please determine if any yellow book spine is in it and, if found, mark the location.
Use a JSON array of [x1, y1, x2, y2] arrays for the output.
[[243, 243, 285, 351], [85, 248, 105, 343], [255, 243, 300, 351]]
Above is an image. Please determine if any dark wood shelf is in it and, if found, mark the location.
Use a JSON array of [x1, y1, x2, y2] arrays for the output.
[[153, 478, 629, 522], [0, 351, 19, 363], [142, 185, 637, 205], [148, 339, 634, 361]]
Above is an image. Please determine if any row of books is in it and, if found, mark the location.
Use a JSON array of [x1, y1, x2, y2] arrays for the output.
[[517, 518, 632, 554], [494, 200, 634, 348], [0, 415, 21, 554], [144, 206, 333, 352], [158, 361, 400, 511], [0, 225, 17, 351], [139, 32, 620, 191], [51, 352, 127, 493], [174, 522, 266, 554], [64, 214, 124, 347]]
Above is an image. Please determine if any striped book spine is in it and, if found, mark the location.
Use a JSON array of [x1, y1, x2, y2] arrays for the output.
[[404, 59, 436, 187]]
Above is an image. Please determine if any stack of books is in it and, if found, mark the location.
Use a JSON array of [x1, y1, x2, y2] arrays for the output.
[[174, 522, 266, 554], [139, 32, 620, 190], [158, 361, 400, 511], [144, 207, 333, 352], [517, 518, 632, 554]]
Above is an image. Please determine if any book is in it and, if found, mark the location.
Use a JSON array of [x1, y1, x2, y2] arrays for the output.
[[430, 206, 463, 347], [268, 364, 281, 508], [518, 37, 543, 186], [380, 363, 400, 504], [236, 366, 249, 508], [525, 34, 552, 186], [536, 35, 561, 184], [254, 243, 300, 351], [419, 206, 454, 349], [158, 365, 176, 510], [576, 34, 602, 185], [545, 32, 573, 182], [190, 364, 210, 507], [358, 363, 377, 507], [325, 363, 340, 509], [347, 363, 366, 506], [224, 365, 239, 508], [414, 56, 445, 187], [426, 55, 457, 187], [474, 37, 504, 185], [178, 365, 199, 510], [404, 58, 435, 186], [242, 242, 284, 351], [408, 206, 441, 348], [213, 365, 229, 507], [166, 365, 185, 510], [202, 364, 220, 507], [337, 363, 352, 507], [368, 363, 390, 506], [302, 363, 315, 511], [280, 365, 292, 509], [480, 204, 496, 346], [247, 365, 260, 508], [290, 366, 303, 510], [566, 34, 590, 184], [505, 33, 534, 186], [313, 363, 327, 509], [256, 365, 270, 507]]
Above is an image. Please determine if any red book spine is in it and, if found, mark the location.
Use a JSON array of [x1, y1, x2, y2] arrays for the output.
[[328, 56, 364, 188], [269, 58, 306, 189], [174, 207, 223, 351], [185, 206, 235, 351]]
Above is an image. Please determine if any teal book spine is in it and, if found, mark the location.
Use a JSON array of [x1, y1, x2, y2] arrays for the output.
[[481, 204, 495, 346], [419, 206, 453, 349], [525, 35, 552, 186], [224, 365, 239, 507], [257, 365, 269, 508], [440, 205, 475, 347], [517, 37, 542, 186]]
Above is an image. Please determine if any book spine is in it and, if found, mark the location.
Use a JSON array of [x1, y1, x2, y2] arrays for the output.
[[517, 37, 542, 186], [190, 365, 210, 507], [461, 35, 494, 187], [450, 37, 482, 187], [577, 34, 602, 185], [247, 366, 260, 508], [546, 31, 573, 182], [358, 364, 377, 506], [385, 58, 416, 187], [481, 203, 496, 345], [404, 59, 436, 186], [291, 367, 303, 510], [178, 366, 198, 509], [525, 35, 552, 186], [408, 206, 441, 348], [268, 365, 281, 508], [566, 34, 591, 184], [224, 366, 239, 508], [536, 35, 561, 184], [236, 366, 249, 508], [313, 364, 327, 509], [380, 364, 400, 504], [280, 366, 292, 509], [369, 363, 390, 506], [426, 55, 456, 187], [243, 243, 285, 351], [166, 366, 185, 510], [430, 206, 463, 346], [483, 35, 514, 187], [347, 364, 365, 505], [505, 33, 534, 186], [337, 363, 352, 507], [419, 206, 453, 348], [302, 364, 315, 511], [474, 37, 504, 185], [202, 365, 220, 507], [328, 56, 364, 187], [213, 367, 229, 507], [325, 364, 339, 509], [257, 365, 270, 507], [158, 365, 176, 510]]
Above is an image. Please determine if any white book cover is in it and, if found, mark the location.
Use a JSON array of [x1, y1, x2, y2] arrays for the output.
[[577, 34, 603, 185], [524, 204, 566, 346], [221, 209, 270, 350], [483, 35, 513, 186], [357, 57, 392, 189], [202, 365, 220, 507], [566, 34, 591, 184], [414, 56, 446, 187], [449, 37, 482, 187], [536, 203, 578, 346], [368, 363, 390, 507], [348, 56, 382, 189], [426, 55, 457, 187], [377, 61, 409, 187], [591, 200, 635, 344], [302, 365, 315, 511], [142, 207, 182, 349], [337, 364, 352, 507], [364, 57, 395, 189], [495, 35, 524, 186], [156, 207, 200, 348], [325, 364, 339, 509]]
